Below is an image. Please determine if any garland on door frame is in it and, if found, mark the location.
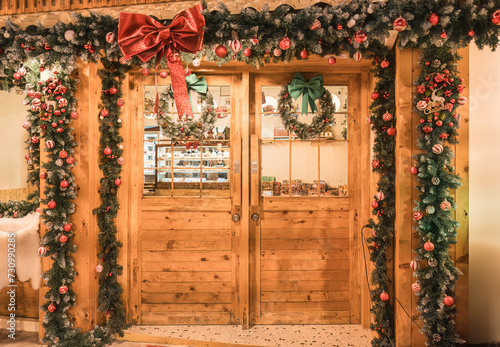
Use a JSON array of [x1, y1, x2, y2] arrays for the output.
[[92, 57, 130, 335], [411, 45, 465, 346], [365, 45, 396, 347]]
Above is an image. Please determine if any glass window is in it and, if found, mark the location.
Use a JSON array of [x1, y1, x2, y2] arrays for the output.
[[261, 84, 348, 197], [143, 85, 231, 197]]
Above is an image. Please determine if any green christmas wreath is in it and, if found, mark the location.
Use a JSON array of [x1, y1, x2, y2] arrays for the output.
[[277, 72, 336, 140], [156, 74, 217, 140]]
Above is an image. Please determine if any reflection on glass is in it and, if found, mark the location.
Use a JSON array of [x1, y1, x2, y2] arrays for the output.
[[260, 84, 349, 198], [143, 85, 231, 197]]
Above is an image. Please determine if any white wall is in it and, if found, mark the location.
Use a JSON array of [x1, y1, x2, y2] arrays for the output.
[[0, 91, 28, 190], [469, 45, 500, 343]]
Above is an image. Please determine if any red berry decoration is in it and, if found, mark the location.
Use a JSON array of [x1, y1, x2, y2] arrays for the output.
[[354, 30, 367, 43], [380, 292, 389, 301], [64, 223, 72, 232], [60, 180, 69, 188], [468, 30, 475, 36], [243, 48, 252, 57], [300, 49, 309, 59], [59, 235, 68, 243], [13, 72, 21, 80], [429, 13, 439, 26], [386, 127, 396, 136], [410, 166, 418, 175], [66, 157, 75, 165], [159, 71, 168, 79], [440, 32, 447, 39], [115, 178, 122, 186], [443, 296, 455, 306], [279, 37, 291, 50], [59, 150, 68, 159], [309, 19, 321, 30], [48, 303, 56, 312], [393, 17, 407, 32], [59, 285, 68, 294], [116, 99, 125, 107], [104, 147, 112, 155], [110, 87, 118, 95], [141, 68, 149, 76], [424, 241, 435, 252], [215, 45, 227, 58], [371, 92, 380, 100], [47, 201, 57, 209], [328, 57, 336, 65]]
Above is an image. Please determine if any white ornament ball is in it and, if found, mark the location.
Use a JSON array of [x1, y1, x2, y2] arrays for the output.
[[31, 105, 40, 112], [347, 19, 356, 28], [230, 39, 242, 52], [457, 96, 467, 105], [409, 260, 420, 270], [432, 143, 444, 154], [376, 191, 385, 201], [273, 48, 282, 57], [55, 159, 64, 166], [95, 264, 104, 273], [192, 58, 201, 67], [22, 121, 31, 129], [38, 246, 47, 256], [105, 32, 116, 44], [64, 30, 76, 42], [353, 51, 362, 62], [18, 67, 27, 76], [3, 31, 10, 39], [58, 98, 68, 107], [416, 100, 428, 111], [45, 140, 55, 148]]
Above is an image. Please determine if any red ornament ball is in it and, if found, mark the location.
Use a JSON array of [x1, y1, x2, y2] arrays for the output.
[[105, 32, 116, 43], [141, 68, 149, 76], [393, 17, 407, 32], [115, 178, 122, 186], [440, 32, 447, 39], [411, 283, 421, 293], [380, 59, 390, 68], [424, 241, 435, 252], [371, 159, 380, 169], [413, 211, 423, 221], [64, 223, 72, 232], [215, 45, 227, 58], [24, 153, 30, 161], [432, 143, 444, 154], [101, 109, 109, 117], [59, 150, 68, 159], [117, 157, 125, 165], [386, 127, 396, 136], [468, 30, 475, 36], [31, 136, 39, 144], [66, 157, 75, 165], [48, 304, 56, 312], [243, 48, 252, 57], [116, 99, 125, 107], [380, 292, 389, 301], [410, 166, 418, 175], [492, 10, 500, 25], [159, 71, 168, 79], [279, 37, 291, 50], [70, 111, 78, 119], [382, 112, 392, 121], [59, 235, 68, 243], [443, 296, 455, 306], [48, 201, 57, 209], [366, 116, 373, 124], [109, 87, 118, 95], [354, 30, 367, 43], [273, 48, 282, 57], [328, 57, 336, 65], [376, 191, 385, 201], [310, 19, 322, 30], [429, 13, 439, 26], [13, 72, 21, 80], [371, 200, 379, 209], [300, 49, 309, 59], [60, 180, 69, 188], [59, 285, 68, 294], [371, 92, 380, 100], [353, 51, 363, 62], [39, 171, 47, 179], [103, 147, 112, 155], [436, 120, 443, 127], [38, 246, 47, 256]]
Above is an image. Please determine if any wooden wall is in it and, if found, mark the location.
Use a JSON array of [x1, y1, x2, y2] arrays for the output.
[[394, 47, 469, 345]]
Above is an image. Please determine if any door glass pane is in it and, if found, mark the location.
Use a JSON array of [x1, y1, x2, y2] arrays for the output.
[[143, 84, 231, 197], [261, 141, 289, 197], [320, 141, 348, 196], [291, 140, 319, 196]]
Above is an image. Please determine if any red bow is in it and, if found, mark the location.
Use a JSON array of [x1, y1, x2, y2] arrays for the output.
[[118, 4, 205, 119]]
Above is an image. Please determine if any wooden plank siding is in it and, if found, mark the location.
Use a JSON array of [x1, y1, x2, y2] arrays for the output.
[[259, 208, 351, 325]]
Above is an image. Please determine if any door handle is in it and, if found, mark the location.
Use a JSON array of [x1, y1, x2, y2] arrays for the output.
[[251, 213, 259, 222], [232, 213, 241, 222]]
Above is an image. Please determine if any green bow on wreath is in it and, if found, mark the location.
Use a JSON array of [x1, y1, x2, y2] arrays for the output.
[[287, 72, 325, 115], [170, 73, 208, 111]]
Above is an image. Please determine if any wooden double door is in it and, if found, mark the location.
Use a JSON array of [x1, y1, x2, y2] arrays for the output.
[[130, 68, 369, 326]]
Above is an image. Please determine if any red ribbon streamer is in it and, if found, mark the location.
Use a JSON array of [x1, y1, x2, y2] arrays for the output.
[[118, 4, 205, 119]]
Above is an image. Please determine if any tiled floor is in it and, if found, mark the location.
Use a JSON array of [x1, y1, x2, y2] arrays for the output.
[[0, 325, 371, 346]]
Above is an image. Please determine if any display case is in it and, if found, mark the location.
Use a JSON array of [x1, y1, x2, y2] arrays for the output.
[[260, 84, 349, 197]]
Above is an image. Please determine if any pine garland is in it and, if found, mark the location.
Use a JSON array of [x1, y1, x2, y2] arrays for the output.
[[365, 44, 396, 347], [412, 45, 465, 346], [92, 58, 130, 335]]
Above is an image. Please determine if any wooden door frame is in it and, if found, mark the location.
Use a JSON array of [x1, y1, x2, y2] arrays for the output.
[[120, 56, 373, 328]]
